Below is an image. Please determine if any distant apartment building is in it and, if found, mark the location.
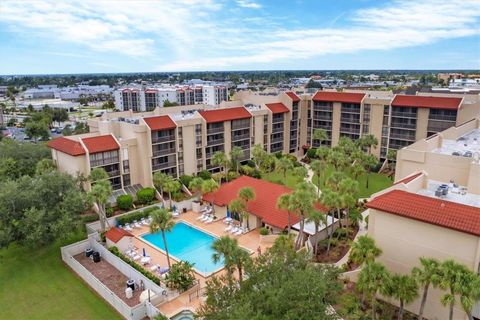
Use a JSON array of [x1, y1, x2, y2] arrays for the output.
[[365, 118, 480, 320], [114, 85, 227, 111]]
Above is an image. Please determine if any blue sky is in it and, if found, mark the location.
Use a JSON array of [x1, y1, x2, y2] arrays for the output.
[[0, 0, 479, 75]]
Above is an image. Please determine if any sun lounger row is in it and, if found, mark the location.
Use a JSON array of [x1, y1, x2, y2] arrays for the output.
[[224, 222, 248, 236], [119, 217, 152, 231]]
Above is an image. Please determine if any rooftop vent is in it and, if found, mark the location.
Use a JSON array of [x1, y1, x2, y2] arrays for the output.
[[463, 151, 473, 157], [452, 151, 461, 156]]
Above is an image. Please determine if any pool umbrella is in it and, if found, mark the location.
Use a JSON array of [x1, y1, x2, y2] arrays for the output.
[[226, 209, 231, 220], [172, 204, 177, 212], [143, 248, 146, 257]]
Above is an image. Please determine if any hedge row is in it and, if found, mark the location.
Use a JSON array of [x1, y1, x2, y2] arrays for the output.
[[109, 246, 161, 286], [136, 187, 156, 205], [116, 207, 156, 226]]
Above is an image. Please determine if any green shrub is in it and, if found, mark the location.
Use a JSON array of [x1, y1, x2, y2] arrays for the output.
[[245, 160, 255, 168], [306, 148, 318, 159], [259, 227, 269, 236], [197, 170, 212, 180], [117, 194, 133, 210], [116, 208, 152, 226], [136, 187, 156, 205], [81, 214, 99, 223], [274, 152, 283, 159], [165, 261, 196, 292], [109, 246, 161, 285], [179, 175, 193, 188], [106, 206, 114, 218], [227, 171, 239, 181]]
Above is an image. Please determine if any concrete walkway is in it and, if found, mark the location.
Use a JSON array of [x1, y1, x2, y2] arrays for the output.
[[302, 162, 321, 197]]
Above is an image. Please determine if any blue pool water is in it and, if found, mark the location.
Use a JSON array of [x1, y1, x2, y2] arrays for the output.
[[141, 222, 223, 274]]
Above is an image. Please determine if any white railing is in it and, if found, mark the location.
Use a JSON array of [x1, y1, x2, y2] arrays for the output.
[[61, 238, 165, 320]]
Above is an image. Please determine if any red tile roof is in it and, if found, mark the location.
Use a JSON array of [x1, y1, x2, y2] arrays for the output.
[[199, 107, 251, 123], [202, 176, 327, 229], [265, 102, 290, 114], [285, 91, 300, 102], [144, 115, 177, 131], [145, 89, 158, 94], [47, 137, 86, 156], [105, 227, 133, 243], [392, 95, 463, 110], [367, 190, 480, 237], [394, 172, 423, 185], [81, 134, 119, 154], [313, 91, 366, 104]]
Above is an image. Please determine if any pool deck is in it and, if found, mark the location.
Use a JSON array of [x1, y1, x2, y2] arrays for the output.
[[126, 210, 272, 317]]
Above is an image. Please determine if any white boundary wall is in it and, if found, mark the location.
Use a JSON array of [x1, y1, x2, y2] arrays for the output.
[[61, 236, 165, 319]]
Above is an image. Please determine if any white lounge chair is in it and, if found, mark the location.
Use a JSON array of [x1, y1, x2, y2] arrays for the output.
[[132, 254, 141, 261], [134, 220, 142, 228], [200, 206, 210, 213], [172, 211, 180, 218], [141, 218, 149, 226], [230, 226, 239, 234], [225, 224, 233, 232], [197, 213, 207, 221], [150, 264, 159, 272], [205, 216, 214, 224], [234, 228, 243, 236], [124, 224, 133, 231], [200, 214, 211, 222]]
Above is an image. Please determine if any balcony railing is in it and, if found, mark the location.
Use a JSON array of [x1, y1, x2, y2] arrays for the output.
[[152, 161, 177, 171], [207, 138, 225, 146], [90, 157, 119, 168], [272, 124, 283, 133], [207, 127, 224, 134], [106, 170, 120, 177], [232, 133, 250, 141], [271, 136, 284, 143], [389, 133, 416, 141], [152, 135, 175, 144], [152, 148, 176, 157], [340, 128, 361, 135], [391, 111, 417, 118], [390, 122, 417, 130], [231, 124, 250, 131]]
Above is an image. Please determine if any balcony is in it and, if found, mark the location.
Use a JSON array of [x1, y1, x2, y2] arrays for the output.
[[270, 145, 283, 153], [271, 136, 284, 143], [390, 122, 417, 130], [207, 138, 225, 146], [272, 124, 283, 133], [152, 161, 177, 171], [207, 127, 224, 134], [389, 133, 416, 141], [152, 135, 175, 144], [152, 148, 176, 157], [391, 111, 417, 118], [90, 157, 119, 168], [106, 170, 120, 178], [232, 133, 250, 141], [231, 123, 250, 131]]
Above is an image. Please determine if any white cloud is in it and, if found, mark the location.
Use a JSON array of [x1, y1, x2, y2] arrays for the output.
[[0, 0, 479, 70], [236, 0, 262, 9]]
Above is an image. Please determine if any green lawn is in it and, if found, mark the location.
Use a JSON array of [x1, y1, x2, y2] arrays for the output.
[[261, 169, 305, 189], [312, 165, 393, 199], [0, 232, 122, 320]]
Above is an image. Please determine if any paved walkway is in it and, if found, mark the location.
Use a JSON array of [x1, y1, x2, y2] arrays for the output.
[[301, 162, 321, 197]]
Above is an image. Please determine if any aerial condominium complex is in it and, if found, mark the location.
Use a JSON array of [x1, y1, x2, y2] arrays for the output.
[[114, 85, 228, 111], [365, 118, 480, 320], [48, 90, 480, 193]]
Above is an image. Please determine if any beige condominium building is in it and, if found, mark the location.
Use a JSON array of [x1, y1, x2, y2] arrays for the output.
[[365, 118, 480, 320], [48, 90, 480, 193]]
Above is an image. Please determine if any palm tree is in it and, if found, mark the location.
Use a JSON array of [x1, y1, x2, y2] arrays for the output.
[[357, 261, 390, 320], [188, 177, 204, 201], [229, 198, 246, 226], [458, 271, 480, 320], [412, 258, 441, 320], [307, 209, 327, 255], [290, 182, 316, 250], [438, 259, 469, 320], [388, 274, 419, 320], [293, 166, 307, 180], [150, 208, 175, 269], [309, 159, 323, 196], [361, 153, 378, 189], [87, 168, 112, 232], [153, 171, 168, 202], [163, 177, 181, 210], [229, 146, 243, 174], [276, 157, 293, 180], [277, 193, 294, 234], [201, 179, 219, 211], [212, 236, 237, 278], [358, 134, 378, 155], [252, 144, 267, 171], [212, 151, 229, 182], [212, 236, 251, 282], [349, 235, 382, 266], [312, 128, 327, 146], [238, 187, 255, 229], [319, 188, 340, 255]]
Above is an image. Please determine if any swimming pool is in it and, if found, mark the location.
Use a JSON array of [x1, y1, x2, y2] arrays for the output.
[[141, 222, 223, 275]]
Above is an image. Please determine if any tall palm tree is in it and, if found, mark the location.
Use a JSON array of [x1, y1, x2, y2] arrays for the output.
[[458, 271, 480, 320], [358, 134, 378, 155], [319, 188, 340, 255], [238, 187, 255, 229], [153, 171, 168, 203], [412, 258, 441, 320], [309, 159, 323, 196], [275, 157, 293, 180], [290, 182, 316, 250], [87, 168, 112, 232], [293, 166, 307, 180], [438, 259, 469, 320], [229, 146, 243, 174], [357, 261, 390, 320], [388, 274, 419, 320], [212, 236, 251, 282], [212, 151, 229, 182], [277, 193, 294, 234], [163, 177, 181, 210], [361, 153, 377, 189], [312, 128, 328, 146], [229, 198, 246, 226], [307, 209, 327, 255], [212, 236, 237, 278], [201, 179, 219, 212], [188, 177, 204, 201], [150, 208, 175, 269], [252, 144, 267, 171], [349, 235, 382, 266]]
